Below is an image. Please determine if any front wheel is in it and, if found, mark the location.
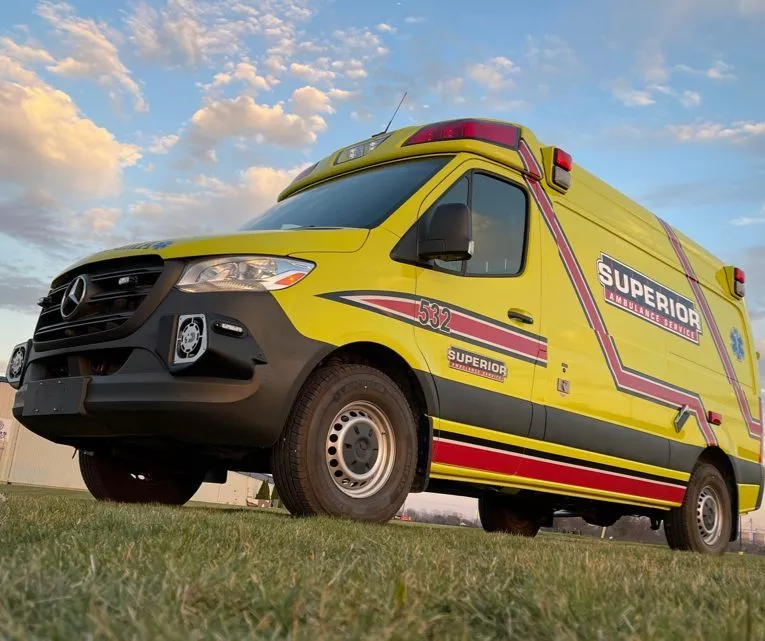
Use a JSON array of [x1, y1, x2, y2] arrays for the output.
[[79, 451, 204, 505], [664, 462, 732, 555], [272, 363, 418, 522]]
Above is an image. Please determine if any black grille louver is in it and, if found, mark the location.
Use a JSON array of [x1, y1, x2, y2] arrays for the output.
[[34, 256, 166, 346]]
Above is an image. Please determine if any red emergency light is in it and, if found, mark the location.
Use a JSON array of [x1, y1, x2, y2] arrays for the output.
[[733, 267, 746, 298], [403, 119, 521, 150], [551, 147, 573, 191]]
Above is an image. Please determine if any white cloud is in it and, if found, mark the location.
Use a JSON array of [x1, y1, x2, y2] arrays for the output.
[[125, 163, 307, 238], [404, 16, 426, 24], [186, 96, 328, 155], [681, 90, 702, 107], [377, 23, 397, 34], [612, 81, 655, 107], [351, 109, 373, 121], [331, 59, 367, 79], [81, 207, 120, 231], [665, 120, 765, 142], [334, 28, 385, 52], [0, 37, 55, 65], [0, 61, 139, 250], [732, 205, 765, 226], [706, 59, 737, 80], [525, 35, 577, 74], [38, 1, 147, 112], [467, 56, 520, 91], [638, 45, 669, 83], [125, 0, 272, 67], [433, 77, 466, 104], [291, 86, 335, 116], [646, 84, 702, 107], [264, 55, 286, 74], [289, 61, 336, 84], [207, 60, 273, 93], [147, 134, 180, 154], [328, 88, 358, 101], [732, 216, 765, 226], [739, 0, 765, 14], [0, 80, 141, 199], [0, 54, 41, 85], [675, 60, 737, 81], [129, 201, 164, 218]]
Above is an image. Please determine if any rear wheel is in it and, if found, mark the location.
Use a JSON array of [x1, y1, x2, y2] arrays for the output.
[[664, 462, 732, 555], [272, 363, 418, 522], [79, 451, 204, 505], [478, 493, 543, 537]]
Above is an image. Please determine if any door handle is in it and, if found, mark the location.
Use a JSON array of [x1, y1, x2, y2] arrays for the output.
[[508, 308, 534, 325]]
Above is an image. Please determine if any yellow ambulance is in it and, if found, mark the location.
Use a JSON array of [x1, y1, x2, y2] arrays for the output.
[[7, 118, 763, 554]]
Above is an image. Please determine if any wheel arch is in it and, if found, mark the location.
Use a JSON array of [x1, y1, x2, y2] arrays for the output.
[[309, 341, 438, 492], [696, 446, 739, 541]]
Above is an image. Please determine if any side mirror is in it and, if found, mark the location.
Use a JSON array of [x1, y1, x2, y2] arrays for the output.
[[418, 203, 473, 262]]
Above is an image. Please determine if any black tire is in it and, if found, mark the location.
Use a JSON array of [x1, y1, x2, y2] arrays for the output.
[[79, 451, 204, 505], [272, 363, 418, 523], [664, 462, 732, 555], [478, 493, 542, 537]]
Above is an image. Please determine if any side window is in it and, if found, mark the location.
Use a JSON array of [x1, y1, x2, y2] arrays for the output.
[[420, 172, 528, 277], [468, 174, 527, 276], [424, 177, 469, 273]]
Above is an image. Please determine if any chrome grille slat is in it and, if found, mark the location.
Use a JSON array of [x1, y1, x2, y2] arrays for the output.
[[35, 312, 134, 336], [34, 256, 165, 345], [89, 288, 153, 303]]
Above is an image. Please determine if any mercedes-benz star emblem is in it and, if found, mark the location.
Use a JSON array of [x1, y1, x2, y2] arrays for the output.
[[60, 274, 88, 319]]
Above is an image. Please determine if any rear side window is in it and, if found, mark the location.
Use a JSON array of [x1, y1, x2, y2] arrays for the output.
[[241, 157, 452, 231], [421, 171, 528, 276]]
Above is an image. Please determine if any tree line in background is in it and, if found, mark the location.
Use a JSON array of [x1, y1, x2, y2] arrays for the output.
[[396, 508, 765, 554]]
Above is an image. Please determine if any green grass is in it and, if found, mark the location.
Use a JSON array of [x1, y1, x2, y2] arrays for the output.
[[1, 488, 765, 640]]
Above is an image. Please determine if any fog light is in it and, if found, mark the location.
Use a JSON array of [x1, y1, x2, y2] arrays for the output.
[[213, 320, 245, 337], [174, 315, 207, 364], [7, 341, 29, 387]]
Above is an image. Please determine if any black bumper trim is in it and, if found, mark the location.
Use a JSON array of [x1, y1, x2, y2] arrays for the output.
[[14, 290, 334, 450]]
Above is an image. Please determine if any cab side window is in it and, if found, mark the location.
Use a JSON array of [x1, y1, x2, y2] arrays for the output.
[[423, 172, 528, 277]]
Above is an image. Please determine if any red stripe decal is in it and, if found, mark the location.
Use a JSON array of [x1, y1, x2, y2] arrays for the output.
[[659, 220, 762, 440], [448, 311, 543, 360], [518, 141, 718, 446], [433, 439, 685, 504], [364, 296, 418, 320], [342, 293, 547, 365]]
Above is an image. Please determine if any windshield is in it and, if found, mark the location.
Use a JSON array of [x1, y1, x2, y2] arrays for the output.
[[241, 156, 451, 231]]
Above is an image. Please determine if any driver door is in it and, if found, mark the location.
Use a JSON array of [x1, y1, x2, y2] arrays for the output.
[[413, 161, 545, 477]]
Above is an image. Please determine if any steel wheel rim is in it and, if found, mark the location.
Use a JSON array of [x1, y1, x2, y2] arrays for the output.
[[696, 484, 723, 545], [325, 401, 396, 498]]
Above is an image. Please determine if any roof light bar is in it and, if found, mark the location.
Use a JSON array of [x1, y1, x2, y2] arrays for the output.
[[335, 133, 391, 165], [403, 119, 521, 150]]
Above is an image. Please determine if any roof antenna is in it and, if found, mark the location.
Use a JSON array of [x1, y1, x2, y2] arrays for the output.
[[375, 91, 407, 137]]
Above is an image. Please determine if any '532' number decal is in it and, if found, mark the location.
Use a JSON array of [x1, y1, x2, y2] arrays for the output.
[[417, 299, 452, 333]]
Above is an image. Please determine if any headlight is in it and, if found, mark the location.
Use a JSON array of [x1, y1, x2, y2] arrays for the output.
[[176, 255, 315, 293]]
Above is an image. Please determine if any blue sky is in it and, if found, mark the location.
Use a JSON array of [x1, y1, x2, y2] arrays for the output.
[[2, 0, 765, 355], [0, 0, 764, 520]]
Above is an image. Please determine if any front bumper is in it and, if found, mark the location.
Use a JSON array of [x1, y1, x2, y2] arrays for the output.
[[12, 290, 333, 450]]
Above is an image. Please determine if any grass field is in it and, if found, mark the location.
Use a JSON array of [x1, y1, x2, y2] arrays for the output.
[[2, 486, 765, 640]]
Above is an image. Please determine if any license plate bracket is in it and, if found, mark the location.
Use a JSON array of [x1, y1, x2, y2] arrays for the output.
[[22, 377, 89, 417]]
